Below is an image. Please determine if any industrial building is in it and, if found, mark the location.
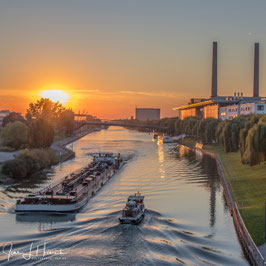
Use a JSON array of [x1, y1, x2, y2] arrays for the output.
[[135, 108, 160, 121], [173, 42, 265, 120], [220, 101, 266, 120]]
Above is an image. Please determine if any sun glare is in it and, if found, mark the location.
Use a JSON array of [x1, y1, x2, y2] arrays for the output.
[[40, 90, 70, 104]]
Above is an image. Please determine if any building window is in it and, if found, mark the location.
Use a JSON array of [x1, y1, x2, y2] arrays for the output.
[[257, 105, 264, 111]]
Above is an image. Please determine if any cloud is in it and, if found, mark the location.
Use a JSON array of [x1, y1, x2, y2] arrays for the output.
[[71, 89, 99, 93], [119, 90, 189, 98]]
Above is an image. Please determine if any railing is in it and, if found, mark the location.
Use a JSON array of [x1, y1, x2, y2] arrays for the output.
[[233, 203, 265, 266]]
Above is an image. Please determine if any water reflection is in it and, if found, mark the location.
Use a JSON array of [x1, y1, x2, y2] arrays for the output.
[[16, 213, 76, 230], [176, 145, 220, 229], [157, 142, 165, 178]]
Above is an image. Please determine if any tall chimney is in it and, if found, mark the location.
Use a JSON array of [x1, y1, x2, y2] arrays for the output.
[[211, 42, 218, 98], [253, 43, 259, 97]]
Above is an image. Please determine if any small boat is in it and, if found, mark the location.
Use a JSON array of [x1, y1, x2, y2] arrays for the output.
[[157, 135, 173, 143], [119, 192, 145, 224], [172, 134, 186, 142], [152, 132, 159, 140], [162, 136, 173, 143]]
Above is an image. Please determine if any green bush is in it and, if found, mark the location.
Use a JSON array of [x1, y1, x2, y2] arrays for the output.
[[1, 121, 28, 149], [2, 112, 26, 128], [1, 149, 57, 179]]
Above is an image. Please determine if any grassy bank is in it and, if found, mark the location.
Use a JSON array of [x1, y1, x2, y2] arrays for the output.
[[177, 137, 266, 246]]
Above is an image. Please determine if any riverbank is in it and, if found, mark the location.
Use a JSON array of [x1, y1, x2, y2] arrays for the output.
[[51, 127, 102, 163], [177, 138, 266, 246]]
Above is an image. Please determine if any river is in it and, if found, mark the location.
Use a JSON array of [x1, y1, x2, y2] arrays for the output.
[[0, 127, 248, 265]]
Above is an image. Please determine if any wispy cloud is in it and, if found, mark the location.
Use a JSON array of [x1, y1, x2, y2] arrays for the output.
[[67, 88, 190, 100], [71, 89, 99, 93], [119, 90, 189, 98]]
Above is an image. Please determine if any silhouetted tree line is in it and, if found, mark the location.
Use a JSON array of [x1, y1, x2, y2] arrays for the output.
[[0, 98, 76, 149], [0, 98, 101, 178], [158, 114, 266, 166]]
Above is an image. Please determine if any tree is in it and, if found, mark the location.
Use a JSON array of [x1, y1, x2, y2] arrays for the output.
[[26, 98, 65, 122], [204, 118, 218, 143], [159, 117, 178, 135], [196, 118, 218, 144], [175, 118, 182, 135], [241, 115, 266, 165], [215, 121, 225, 145], [2, 112, 26, 128], [239, 115, 260, 156], [27, 118, 54, 148], [1, 121, 28, 149], [182, 116, 201, 137], [222, 116, 248, 152], [59, 109, 75, 135]]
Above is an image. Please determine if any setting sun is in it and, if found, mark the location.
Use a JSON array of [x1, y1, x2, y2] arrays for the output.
[[40, 90, 70, 104]]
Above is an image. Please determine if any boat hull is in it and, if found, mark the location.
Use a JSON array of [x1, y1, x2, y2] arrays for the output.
[[119, 209, 145, 225], [16, 197, 89, 213]]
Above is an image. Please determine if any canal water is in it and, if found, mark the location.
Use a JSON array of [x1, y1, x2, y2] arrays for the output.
[[0, 127, 248, 265]]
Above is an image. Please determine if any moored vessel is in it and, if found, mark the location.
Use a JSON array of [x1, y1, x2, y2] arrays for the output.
[[119, 192, 145, 224], [152, 132, 159, 140], [157, 135, 173, 143], [16, 153, 123, 213]]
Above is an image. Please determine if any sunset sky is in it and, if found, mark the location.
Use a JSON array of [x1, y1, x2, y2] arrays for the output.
[[1, 0, 266, 119]]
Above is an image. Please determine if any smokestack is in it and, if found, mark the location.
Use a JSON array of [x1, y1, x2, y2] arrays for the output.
[[211, 42, 218, 98], [253, 43, 259, 97]]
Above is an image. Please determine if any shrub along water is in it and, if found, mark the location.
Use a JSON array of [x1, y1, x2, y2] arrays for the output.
[[0, 121, 28, 149], [2, 149, 58, 179]]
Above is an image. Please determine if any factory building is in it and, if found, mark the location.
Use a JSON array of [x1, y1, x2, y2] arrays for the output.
[[135, 108, 160, 121], [173, 42, 264, 120], [220, 101, 266, 120]]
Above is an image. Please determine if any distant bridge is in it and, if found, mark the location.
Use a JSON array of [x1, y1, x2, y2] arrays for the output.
[[75, 120, 168, 131]]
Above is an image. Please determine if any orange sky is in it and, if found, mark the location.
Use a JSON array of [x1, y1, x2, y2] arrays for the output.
[[1, 1, 266, 119]]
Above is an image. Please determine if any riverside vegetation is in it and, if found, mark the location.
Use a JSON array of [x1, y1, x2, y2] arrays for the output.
[[159, 114, 266, 166], [0, 98, 99, 179]]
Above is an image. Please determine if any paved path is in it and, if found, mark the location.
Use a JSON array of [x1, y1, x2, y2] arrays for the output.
[[51, 128, 101, 157], [258, 243, 266, 259], [0, 151, 19, 163]]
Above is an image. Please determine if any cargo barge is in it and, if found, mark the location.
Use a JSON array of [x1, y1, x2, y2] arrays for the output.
[[16, 153, 123, 212]]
